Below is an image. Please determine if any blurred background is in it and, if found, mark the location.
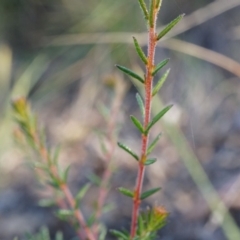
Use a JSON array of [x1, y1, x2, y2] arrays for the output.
[[1, 0, 240, 239]]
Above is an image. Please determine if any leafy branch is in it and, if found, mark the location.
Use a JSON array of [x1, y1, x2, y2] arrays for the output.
[[12, 97, 96, 240], [114, 0, 184, 239]]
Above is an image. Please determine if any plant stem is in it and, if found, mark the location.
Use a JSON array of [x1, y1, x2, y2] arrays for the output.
[[94, 78, 126, 236], [130, 2, 158, 238], [61, 184, 96, 240], [34, 131, 96, 240]]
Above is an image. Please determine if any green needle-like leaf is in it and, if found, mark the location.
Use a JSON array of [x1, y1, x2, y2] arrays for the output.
[[138, 214, 145, 235], [52, 145, 61, 165], [136, 93, 145, 120], [118, 142, 139, 161], [152, 59, 169, 76], [157, 14, 185, 40], [140, 187, 161, 200], [149, 0, 154, 27], [118, 187, 134, 198], [147, 133, 162, 155], [152, 69, 170, 97], [116, 65, 144, 84], [87, 173, 101, 186], [47, 178, 60, 189], [56, 209, 74, 220], [156, 0, 162, 9], [133, 37, 148, 64], [38, 199, 55, 207], [110, 230, 129, 240], [130, 115, 144, 134], [144, 158, 157, 165], [146, 105, 173, 133], [63, 165, 71, 183], [75, 183, 91, 208], [138, 0, 149, 20]]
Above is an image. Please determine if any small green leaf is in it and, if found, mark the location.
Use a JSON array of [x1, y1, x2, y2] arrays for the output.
[[116, 65, 144, 84], [56, 209, 74, 220], [133, 37, 148, 64], [52, 145, 61, 165], [147, 133, 162, 155], [152, 59, 169, 76], [156, 0, 162, 9], [55, 232, 63, 240], [75, 183, 91, 208], [118, 187, 134, 198], [87, 173, 101, 186], [97, 103, 110, 121], [96, 131, 108, 154], [136, 93, 145, 120], [146, 105, 173, 133], [102, 203, 115, 213], [40, 226, 50, 240], [34, 162, 48, 171], [152, 69, 170, 97], [130, 115, 144, 134], [144, 158, 157, 165], [110, 229, 129, 240], [138, 214, 144, 235], [62, 165, 71, 183], [140, 187, 161, 200], [87, 213, 96, 227], [99, 225, 107, 240], [118, 142, 139, 161], [38, 199, 55, 207], [157, 14, 185, 40], [149, 0, 154, 27], [137, 0, 149, 20], [47, 178, 60, 189]]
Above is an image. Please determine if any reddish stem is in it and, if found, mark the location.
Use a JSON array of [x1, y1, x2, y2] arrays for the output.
[[130, 3, 158, 239], [36, 135, 96, 240], [94, 81, 126, 236], [61, 184, 96, 240]]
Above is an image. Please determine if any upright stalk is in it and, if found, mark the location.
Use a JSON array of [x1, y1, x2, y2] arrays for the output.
[[94, 79, 126, 236], [130, 2, 158, 238], [12, 98, 96, 240], [34, 126, 96, 240]]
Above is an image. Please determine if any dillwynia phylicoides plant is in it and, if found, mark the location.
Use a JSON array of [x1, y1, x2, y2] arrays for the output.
[[11, 0, 183, 239], [111, 0, 184, 239], [11, 78, 125, 240]]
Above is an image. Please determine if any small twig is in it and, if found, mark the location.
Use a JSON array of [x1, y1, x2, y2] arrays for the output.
[[94, 76, 127, 236]]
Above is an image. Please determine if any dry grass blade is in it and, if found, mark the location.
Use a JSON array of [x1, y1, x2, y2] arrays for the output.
[[161, 39, 240, 78], [42, 0, 240, 47]]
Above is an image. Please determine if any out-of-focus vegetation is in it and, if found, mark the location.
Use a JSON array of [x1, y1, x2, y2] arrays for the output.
[[1, 0, 240, 239]]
